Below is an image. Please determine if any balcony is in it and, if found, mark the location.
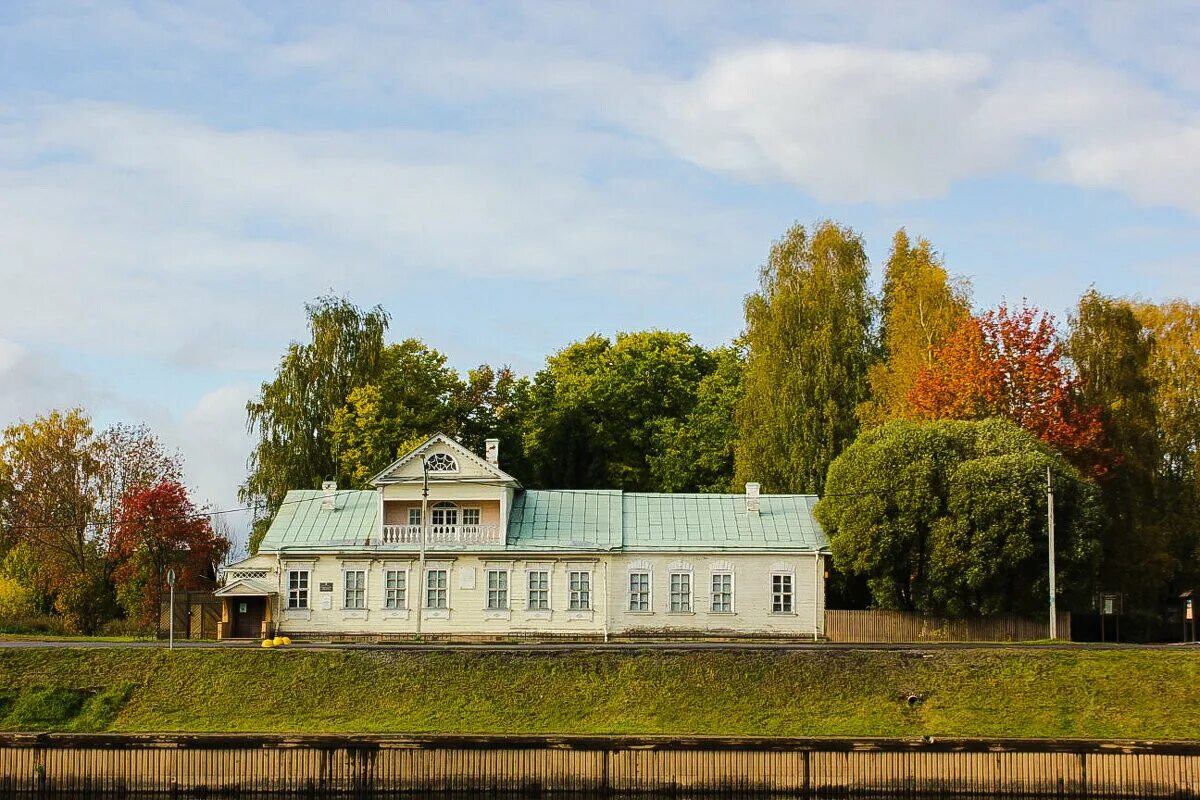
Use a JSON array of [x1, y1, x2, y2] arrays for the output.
[[380, 524, 504, 546]]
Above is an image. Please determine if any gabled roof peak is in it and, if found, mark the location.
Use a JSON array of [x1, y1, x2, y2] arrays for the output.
[[368, 432, 521, 487]]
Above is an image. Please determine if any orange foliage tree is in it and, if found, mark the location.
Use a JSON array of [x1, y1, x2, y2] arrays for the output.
[[909, 303, 1108, 474], [111, 481, 228, 632]]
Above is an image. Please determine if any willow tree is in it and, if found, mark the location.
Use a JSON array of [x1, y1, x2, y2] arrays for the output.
[[734, 221, 873, 494], [241, 296, 389, 552], [860, 229, 970, 426]]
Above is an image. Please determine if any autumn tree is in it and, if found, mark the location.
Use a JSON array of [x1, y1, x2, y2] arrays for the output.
[[112, 481, 229, 632], [860, 230, 970, 426], [1133, 300, 1200, 594], [523, 331, 715, 490], [242, 296, 389, 551], [815, 418, 1102, 616], [909, 303, 1106, 474], [735, 221, 874, 493]]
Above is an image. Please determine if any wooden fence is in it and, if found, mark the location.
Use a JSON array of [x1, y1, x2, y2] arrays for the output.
[[826, 609, 1071, 643], [1, 733, 1197, 796], [157, 591, 220, 640]]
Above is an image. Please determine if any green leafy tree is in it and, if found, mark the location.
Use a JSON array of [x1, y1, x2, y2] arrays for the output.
[[860, 230, 971, 426], [453, 364, 532, 481], [1133, 300, 1200, 593], [329, 339, 463, 486], [524, 331, 715, 490], [815, 418, 1102, 617], [1067, 291, 1170, 607], [735, 221, 874, 493], [650, 346, 744, 492], [242, 296, 389, 552]]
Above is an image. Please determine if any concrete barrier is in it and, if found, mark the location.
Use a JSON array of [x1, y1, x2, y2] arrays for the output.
[[1, 733, 1198, 796]]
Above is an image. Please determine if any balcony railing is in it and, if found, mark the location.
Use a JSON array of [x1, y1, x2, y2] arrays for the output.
[[380, 524, 504, 546]]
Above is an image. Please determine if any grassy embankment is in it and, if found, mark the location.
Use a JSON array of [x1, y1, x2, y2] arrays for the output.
[[0, 647, 1196, 738]]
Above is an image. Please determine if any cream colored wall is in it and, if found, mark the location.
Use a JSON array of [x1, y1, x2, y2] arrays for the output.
[[266, 551, 826, 638], [383, 500, 502, 526]]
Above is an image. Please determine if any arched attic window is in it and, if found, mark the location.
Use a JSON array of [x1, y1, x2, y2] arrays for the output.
[[424, 452, 458, 472]]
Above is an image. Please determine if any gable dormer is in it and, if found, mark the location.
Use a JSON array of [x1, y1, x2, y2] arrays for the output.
[[370, 433, 520, 549]]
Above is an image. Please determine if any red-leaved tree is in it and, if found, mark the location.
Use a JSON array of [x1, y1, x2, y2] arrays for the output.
[[112, 481, 229, 633], [909, 303, 1109, 475]]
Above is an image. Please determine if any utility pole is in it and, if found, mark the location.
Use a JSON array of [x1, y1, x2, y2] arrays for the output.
[[1047, 466, 1058, 640], [416, 458, 428, 638]]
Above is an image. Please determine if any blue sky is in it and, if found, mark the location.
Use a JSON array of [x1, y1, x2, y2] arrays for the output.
[[1, 1, 1199, 539]]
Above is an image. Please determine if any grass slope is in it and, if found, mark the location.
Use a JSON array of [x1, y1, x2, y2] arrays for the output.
[[0, 648, 1196, 738]]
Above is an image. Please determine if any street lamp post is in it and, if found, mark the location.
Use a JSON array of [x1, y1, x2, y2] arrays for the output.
[[167, 568, 177, 650]]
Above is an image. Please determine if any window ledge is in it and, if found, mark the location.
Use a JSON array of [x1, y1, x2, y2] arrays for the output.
[[667, 611, 696, 616], [484, 609, 511, 620], [770, 611, 798, 616], [626, 610, 654, 615], [708, 611, 737, 616]]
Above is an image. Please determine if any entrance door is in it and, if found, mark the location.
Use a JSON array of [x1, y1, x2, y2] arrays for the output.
[[231, 596, 266, 638]]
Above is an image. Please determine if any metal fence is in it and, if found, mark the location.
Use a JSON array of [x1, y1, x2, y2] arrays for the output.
[[0, 734, 1197, 796], [826, 609, 1072, 642]]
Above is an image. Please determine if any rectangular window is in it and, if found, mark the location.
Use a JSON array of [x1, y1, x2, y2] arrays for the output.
[[670, 572, 692, 612], [385, 569, 406, 610], [772, 574, 794, 613], [527, 570, 549, 610], [425, 569, 448, 609], [407, 507, 422, 525], [711, 573, 732, 613], [287, 570, 309, 609], [568, 571, 591, 610], [486, 569, 509, 610], [344, 570, 366, 609], [462, 507, 481, 526], [628, 572, 650, 612]]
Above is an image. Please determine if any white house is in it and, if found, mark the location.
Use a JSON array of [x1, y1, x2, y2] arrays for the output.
[[217, 434, 830, 641]]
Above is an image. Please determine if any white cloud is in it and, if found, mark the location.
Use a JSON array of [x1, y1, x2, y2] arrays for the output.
[[637, 42, 1200, 212]]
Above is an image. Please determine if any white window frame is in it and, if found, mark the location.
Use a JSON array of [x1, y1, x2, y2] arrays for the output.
[[287, 569, 309, 610], [568, 570, 591, 610], [460, 507, 482, 527], [425, 568, 449, 610], [628, 571, 651, 612], [407, 507, 422, 526], [710, 571, 734, 614], [669, 571, 693, 613], [526, 569, 550, 611], [486, 568, 509, 610], [771, 572, 795, 614], [343, 569, 367, 610], [384, 568, 407, 610], [431, 501, 459, 531], [424, 452, 459, 472]]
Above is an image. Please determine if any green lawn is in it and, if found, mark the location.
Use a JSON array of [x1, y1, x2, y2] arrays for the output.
[[0, 647, 1196, 738]]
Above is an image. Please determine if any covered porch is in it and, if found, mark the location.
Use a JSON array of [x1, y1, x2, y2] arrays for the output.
[[213, 578, 275, 640]]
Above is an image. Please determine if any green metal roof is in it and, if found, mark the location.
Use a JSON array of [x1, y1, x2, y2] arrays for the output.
[[259, 489, 828, 553], [259, 490, 378, 551]]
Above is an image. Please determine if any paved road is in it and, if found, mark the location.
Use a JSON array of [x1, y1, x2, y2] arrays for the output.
[[0, 638, 1196, 651]]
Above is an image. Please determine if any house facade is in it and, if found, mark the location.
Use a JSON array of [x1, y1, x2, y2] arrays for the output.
[[217, 434, 830, 641]]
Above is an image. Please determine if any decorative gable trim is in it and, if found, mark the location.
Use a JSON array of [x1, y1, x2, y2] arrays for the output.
[[368, 432, 520, 487]]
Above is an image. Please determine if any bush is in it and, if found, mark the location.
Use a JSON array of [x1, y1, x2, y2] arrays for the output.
[[0, 611, 67, 636], [0, 576, 36, 618]]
